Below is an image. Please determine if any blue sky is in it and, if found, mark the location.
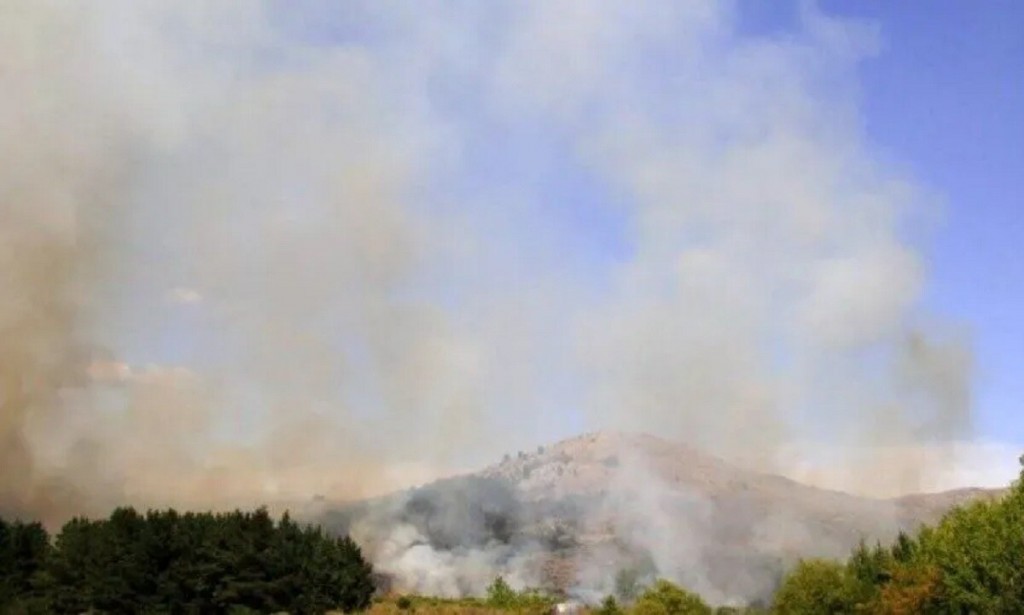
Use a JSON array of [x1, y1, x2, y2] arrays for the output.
[[816, 1, 1024, 444], [454, 1, 1024, 452], [659, 0, 1024, 447]]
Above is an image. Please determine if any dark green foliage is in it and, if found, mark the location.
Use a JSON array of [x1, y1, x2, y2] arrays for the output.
[[0, 506, 373, 614], [595, 595, 622, 615], [890, 530, 916, 563], [844, 539, 893, 608], [0, 517, 51, 611]]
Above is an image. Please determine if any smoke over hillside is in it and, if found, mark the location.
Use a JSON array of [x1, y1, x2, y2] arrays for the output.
[[0, 0, 998, 601], [321, 432, 1004, 605]]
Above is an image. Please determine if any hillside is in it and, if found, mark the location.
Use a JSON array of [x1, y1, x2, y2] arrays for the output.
[[318, 432, 1004, 606]]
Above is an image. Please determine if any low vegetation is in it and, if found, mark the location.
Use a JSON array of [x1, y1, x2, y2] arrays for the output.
[[370, 578, 554, 615], [376, 578, 723, 615]]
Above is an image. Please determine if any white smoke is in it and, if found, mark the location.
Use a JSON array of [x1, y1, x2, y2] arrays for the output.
[[0, 0, 1000, 604]]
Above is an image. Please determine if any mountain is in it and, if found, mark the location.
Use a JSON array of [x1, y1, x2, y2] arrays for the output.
[[316, 431, 1004, 605], [485, 430, 1003, 532]]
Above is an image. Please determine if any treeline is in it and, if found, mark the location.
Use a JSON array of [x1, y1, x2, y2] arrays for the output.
[[570, 457, 1024, 614], [0, 506, 374, 614], [5, 460, 1024, 615], [770, 456, 1024, 609], [771, 458, 1024, 613], [591, 458, 1024, 613]]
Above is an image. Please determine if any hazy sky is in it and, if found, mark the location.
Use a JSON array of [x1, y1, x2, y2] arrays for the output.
[[124, 0, 1023, 462], [817, 1, 1023, 445], [4, 0, 1021, 518], [208, 6, 1017, 426]]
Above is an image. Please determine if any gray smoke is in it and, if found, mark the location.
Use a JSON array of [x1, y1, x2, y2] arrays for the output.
[[326, 476, 545, 597], [0, 0, 992, 604]]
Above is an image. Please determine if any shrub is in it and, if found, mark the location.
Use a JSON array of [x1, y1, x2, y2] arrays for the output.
[[484, 576, 556, 611], [614, 567, 644, 603], [772, 559, 857, 615], [631, 579, 711, 615], [486, 577, 519, 608], [595, 595, 622, 615]]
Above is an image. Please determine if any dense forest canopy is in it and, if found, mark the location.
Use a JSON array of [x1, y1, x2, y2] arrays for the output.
[[0, 507, 373, 614]]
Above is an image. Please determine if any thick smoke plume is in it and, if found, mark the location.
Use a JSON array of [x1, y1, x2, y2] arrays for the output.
[[0, 0, 993, 602]]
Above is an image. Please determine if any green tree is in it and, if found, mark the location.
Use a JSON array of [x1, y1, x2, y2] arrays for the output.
[[913, 491, 1024, 613], [631, 579, 711, 615], [614, 567, 645, 603], [889, 530, 916, 564], [39, 506, 374, 613], [595, 595, 622, 615], [486, 576, 518, 608], [772, 559, 857, 615], [0, 518, 51, 611], [844, 539, 893, 608]]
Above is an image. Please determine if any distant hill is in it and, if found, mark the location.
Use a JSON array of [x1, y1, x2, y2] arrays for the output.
[[317, 431, 1005, 606]]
